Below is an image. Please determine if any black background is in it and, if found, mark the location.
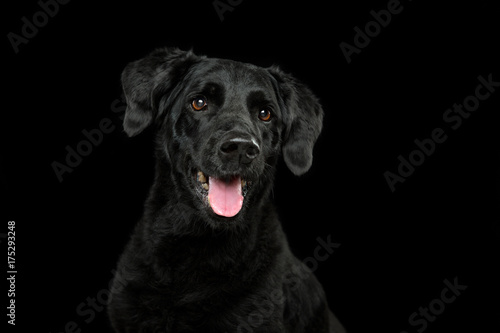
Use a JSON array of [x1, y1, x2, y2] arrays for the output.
[[2, 0, 499, 332]]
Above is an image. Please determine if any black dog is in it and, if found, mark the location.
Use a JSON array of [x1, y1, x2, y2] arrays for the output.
[[108, 47, 346, 333]]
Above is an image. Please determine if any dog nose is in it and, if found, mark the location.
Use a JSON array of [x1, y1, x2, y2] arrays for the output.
[[219, 137, 260, 164]]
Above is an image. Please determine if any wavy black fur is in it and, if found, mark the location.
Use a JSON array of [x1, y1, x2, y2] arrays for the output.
[[108, 47, 346, 333]]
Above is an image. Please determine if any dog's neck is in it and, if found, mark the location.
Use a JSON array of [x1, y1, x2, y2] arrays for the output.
[[135, 158, 283, 279]]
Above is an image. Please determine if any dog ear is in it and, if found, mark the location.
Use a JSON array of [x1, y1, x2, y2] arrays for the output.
[[121, 47, 200, 137], [268, 66, 324, 176]]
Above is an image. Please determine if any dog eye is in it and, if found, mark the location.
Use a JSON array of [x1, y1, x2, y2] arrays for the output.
[[191, 97, 207, 111], [258, 109, 272, 122]]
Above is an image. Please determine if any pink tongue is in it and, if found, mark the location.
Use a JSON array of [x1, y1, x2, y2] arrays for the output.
[[208, 176, 243, 217]]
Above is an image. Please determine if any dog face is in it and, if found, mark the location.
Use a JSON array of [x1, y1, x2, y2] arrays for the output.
[[121, 48, 323, 225]]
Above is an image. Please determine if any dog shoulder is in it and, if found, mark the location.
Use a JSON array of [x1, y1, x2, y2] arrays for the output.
[[281, 258, 335, 332]]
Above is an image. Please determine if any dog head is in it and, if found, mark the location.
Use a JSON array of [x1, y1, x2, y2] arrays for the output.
[[121, 47, 323, 226]]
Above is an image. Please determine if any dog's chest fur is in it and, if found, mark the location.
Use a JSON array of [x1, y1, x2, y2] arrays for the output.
[[114, 207, 291, 331]]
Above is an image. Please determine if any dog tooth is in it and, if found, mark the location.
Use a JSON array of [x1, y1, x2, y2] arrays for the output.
[[202, 183, 209, 190], [198, 171, 206, 183]]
